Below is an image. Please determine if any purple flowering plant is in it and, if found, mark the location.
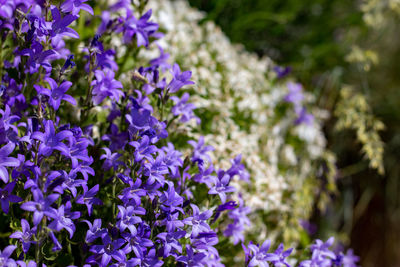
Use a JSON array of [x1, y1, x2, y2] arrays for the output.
[[0, 1, 359, 266]]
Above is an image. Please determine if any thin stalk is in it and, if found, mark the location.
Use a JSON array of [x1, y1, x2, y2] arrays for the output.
[[112, 178, 116, 216]]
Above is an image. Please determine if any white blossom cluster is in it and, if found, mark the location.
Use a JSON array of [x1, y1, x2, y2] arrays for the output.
[[138, 0, 336, 244]]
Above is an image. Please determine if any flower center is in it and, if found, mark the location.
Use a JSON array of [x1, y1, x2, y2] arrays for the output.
[[0, 191, 8, 199]]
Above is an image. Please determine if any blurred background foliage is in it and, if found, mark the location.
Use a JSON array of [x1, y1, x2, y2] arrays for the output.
[[188, 0, 400, 266]]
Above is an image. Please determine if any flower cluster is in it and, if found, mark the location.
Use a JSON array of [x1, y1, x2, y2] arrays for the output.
[[145, 0, 337, 247], [0, 0, 358, 266], [284, 82, 314, 126]]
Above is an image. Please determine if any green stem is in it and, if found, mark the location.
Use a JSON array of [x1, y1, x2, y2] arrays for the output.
[[82, 53, 95, 121], [112, 178, 116, 216]]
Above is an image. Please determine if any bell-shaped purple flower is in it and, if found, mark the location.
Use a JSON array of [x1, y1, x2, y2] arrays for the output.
[[116, 205, 144, 234], [76, 184, 103, 216], [208, 170, 236, 203], [188, 136, 214, 169], [171, 92, 200, 124], [47, 205, 76, 238], [82, 219, 108, 243], [31, 120, 73, 157], [100, 148, 123, 171], [265, 243, 293, 267], [0, 142, 20, 183], [0, 245, 17, 266], [122, 9, 159, 47], [284, 82, 304, 105], [0, 181, 22, 213], [183, 204, 212, 238], [91, 70, 124, 105], [129, 135, 158, 163], [34, 78, 76, 111], [167, 63, 195, 93], [61, 0, 94, 16], [20, 189, 59, 225], [10, 219, 37, 253], [50, 7, 79, 38]]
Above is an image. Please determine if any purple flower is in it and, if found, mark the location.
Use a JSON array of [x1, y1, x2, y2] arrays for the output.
[[0, 181, 22, 213], [20, 189, 59, 225], [82, 219, 108, 243], [274, 65, 292, 79], [300, 237, 337, 267], [171, 93, 200, 124], [26, 13, 50, 38], [48, 205, 76, 238], [157, 230, 186, 258], [118, 178, 146, 206], [167, 63, 195, 93], [0, 245, 17, 266], [100, 148, 123, 171], [227, 154, 250, 182], [0, 1, 14, 19], [159, 181, 184, 214], [11, 154, 37, 181], [284, 82, 304, 105], [18, 41, 56, 74], [65, 135, 93, 169], [31, 120, 73, 157], [224, 196, 251, 244], [91, 70, 124, 105], [129, 135, 158, 162], [141, 69, 167, 95], [183, 204, 212, 238], [133, 248, 163, 267], [90, 235, 126, 266], [0, 142, 20, 183], [295, 107, 314, 125], [10, 219, 37, 253], [188, 137, 214, 169], [34, 78, 76, 111], [125, 102, 152, 133], [76, 185, 103, 216], [224, 223, 246, 245], [160, 211, 185, 233], [217, 201, 237, 212], [0, 105, 20, 135], [265, 243, 293, 267], [228, 196, 251, 226], [122, 9, 159, 47], [177, 245, 207, 266], [162, 142, 183, 176], [244, 240, 272, 267], [342, 249, 360, 267], [208, 170, 236, 203], [192, 165, 215, 186], [61, 0, 94, 16], [102, 124, 128, 151], [310, 237, 337, 260], [116, 205, 144, 234], [121, 223, 153, 258], [60, 54, 76, 73], [16, 260, 37, 267], [50, 7, 79, 38], [143, 153, 169, 185]]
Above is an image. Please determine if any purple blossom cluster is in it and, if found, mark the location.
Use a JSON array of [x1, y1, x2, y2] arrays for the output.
[[284, 82, 314, 125], [299, 238, 360, 267], [0, 0, 359, 266]]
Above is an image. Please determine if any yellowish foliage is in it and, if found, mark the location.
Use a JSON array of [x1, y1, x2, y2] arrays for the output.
[[335, 86, 385, 175]]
